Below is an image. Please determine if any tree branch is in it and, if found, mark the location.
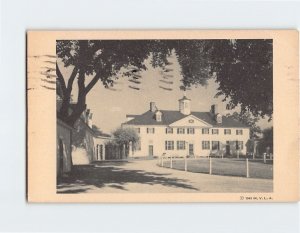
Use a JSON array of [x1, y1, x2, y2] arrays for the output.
[[67, 66, 79, 92], [84, 72, 101, 94]]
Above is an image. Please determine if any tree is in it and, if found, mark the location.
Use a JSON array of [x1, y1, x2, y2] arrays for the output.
[[56, 40, 171, 125], [209, 39, 273, 119], [112, 127, 140, 158], [257, 127, 273, 154], [229, 111, 262, 139], [57, 40, 272, 125]]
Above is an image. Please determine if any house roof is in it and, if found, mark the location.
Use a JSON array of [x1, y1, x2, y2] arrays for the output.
[[93, 130, 111, 138], [126, 114, 138, 118], [124, 110, 248, 128]]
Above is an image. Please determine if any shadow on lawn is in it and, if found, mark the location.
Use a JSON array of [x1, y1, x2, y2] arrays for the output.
[[57, 162, 198, 193]]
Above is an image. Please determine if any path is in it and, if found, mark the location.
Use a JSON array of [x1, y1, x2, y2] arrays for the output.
[[57, 160, 273, 193]]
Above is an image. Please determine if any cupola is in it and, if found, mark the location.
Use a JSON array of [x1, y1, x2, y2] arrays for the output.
[[178, 94, 191, 115]]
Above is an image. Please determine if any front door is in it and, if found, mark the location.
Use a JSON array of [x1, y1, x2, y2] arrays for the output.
[[189, 144, 194, 156], [226, 143, 231, 155], [148, 145, 153, 157]]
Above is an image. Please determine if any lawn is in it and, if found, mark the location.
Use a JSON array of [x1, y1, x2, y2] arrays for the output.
[[161, 158, 273, 179]]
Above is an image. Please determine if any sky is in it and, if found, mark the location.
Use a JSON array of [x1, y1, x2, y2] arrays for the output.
[[59, 52, 273, 134]]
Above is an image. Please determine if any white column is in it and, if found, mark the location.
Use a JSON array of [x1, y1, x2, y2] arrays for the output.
[[103, 144, 106, 160]]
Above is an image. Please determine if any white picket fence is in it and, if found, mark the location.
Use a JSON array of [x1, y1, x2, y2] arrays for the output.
[[157, 155, 273, 179]]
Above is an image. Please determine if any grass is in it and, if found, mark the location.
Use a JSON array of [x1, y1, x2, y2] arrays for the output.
[[161, 158, 273, 179]]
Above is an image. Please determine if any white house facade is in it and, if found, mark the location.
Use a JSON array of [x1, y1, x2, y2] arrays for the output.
[[72, 108, 111, 165], [122, 96, 250, 158]]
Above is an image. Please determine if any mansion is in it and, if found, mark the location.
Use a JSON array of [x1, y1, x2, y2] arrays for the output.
[[122, 95, 250, 158]]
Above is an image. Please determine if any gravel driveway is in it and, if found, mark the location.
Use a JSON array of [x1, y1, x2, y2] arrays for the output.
[[57, 159, 273, 193]]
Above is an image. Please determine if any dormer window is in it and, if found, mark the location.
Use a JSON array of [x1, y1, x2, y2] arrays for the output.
[[155, 111, 162, 122], [216, 114, 222, 124]]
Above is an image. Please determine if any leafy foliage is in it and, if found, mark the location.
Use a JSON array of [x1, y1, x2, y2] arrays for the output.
[[258, 127, 273, 153], [57, 39, 273, 125], [209, 39, 273, 118], [229, 111, 262, 139], [112, 127, 140, 150]]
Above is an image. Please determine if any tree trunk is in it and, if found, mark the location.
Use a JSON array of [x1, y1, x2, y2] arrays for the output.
[[57, 41, 102, 126], [64, 69, 86, 125]]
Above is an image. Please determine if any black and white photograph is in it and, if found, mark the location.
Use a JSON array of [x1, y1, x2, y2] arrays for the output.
[[1, 0, 300, 232], [26, 30, 298, 204], [53, 39, 274, 194]]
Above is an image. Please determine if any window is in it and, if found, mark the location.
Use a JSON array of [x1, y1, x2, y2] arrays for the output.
[[165, 141, 174, 150], [136, 128, 140, 134], [100, 145, 103, 157], [216, 114, 222, 124], [212, 129, 219, 135], [156, 115, 161, 122], [236, 129, 243, 135], [212, 141, 220, 150], [165, 127, 173, 134], [147, 128, 155, 134], [202, 141, 210, 150], [187, 128, 195, 134], [224, 129, 231, 135], [177, 128, 185, 134], [236, 141, 243, 150], [202, 128, 209, 134], [156, 112, 162, 122], [177, 141, 186, 150]]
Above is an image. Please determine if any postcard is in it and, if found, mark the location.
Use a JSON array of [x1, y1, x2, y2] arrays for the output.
[[27, 30, 299, 202]]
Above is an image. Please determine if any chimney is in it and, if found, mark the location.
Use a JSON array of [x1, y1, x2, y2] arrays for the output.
[[211, 104, 222, 124], [150, 102, 156, 112], [211, 104, 218, 115], [85, 109, 93, 127], [85, 109, 90, 124]]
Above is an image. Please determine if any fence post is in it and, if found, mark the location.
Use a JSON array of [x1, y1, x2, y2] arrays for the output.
[[237, 150, 239, 159], [209, 157, 212, 175], [246, 158, 249, 178], [263, 153, 266, 164], [185, 155, 187, 171], [170, 156, 173, 169]]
